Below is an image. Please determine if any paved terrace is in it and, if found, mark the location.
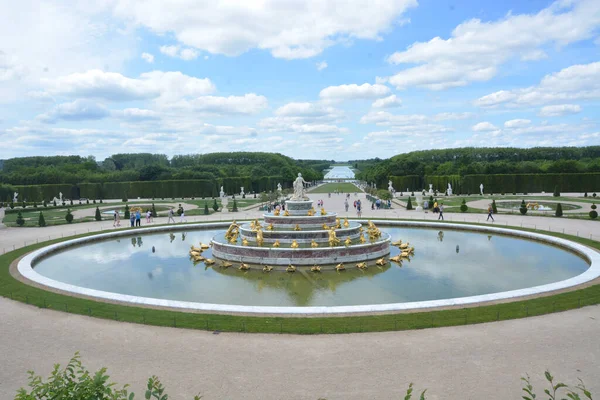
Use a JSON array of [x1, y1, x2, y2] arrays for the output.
[[0, 189, 598, 399]]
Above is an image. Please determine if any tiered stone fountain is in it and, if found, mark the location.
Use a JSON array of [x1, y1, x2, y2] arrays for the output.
[[210, 173, 391, 270]]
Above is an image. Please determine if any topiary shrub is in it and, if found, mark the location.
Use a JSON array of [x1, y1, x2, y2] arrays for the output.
[[584, 192, 588, 197], [555, 203, 563, 217], [22, 201, 26, 209], [428, 195, 434, 209], [232, 199, 238, 212], [151, 203, 157, 218], [93, 199, 96, 204], [38, 211, 46, 227], [53, 200, 57, 207], [86, 199, 89, 204], [65, 209, 74, 224], [204, 203, 209, 215], [591, 203, 597, 210], [69, 199, 73, 206], [16, 211, 25, 227], [95, 207, 101, 221], [212, 199, 219, 212], [10, 202, 14, 209], [122, 194, 128, 202], [406, 197, 413, 210], [492, 199, 498, 214], [519, 199, 527, 215], [593, 192, 597, 197], [460, 199, 468, 212], [590, 210, 598, 219], [124, 205, 130, 219], [411, 192, 414, 197], [43, 200, 47, 208], [100, 199, 103, 204], [553, 185, 560, 197]]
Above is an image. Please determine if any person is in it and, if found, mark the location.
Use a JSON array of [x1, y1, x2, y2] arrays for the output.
[[438, 203, 444, 220], [487, 204, 495, 222], [135, 210, 141, 227], [179, 205, 186, 223], [167, 207, 175, 224], [433, 201, 438, 214], [129, 211, 135, 227], [344, 199, 349, 212], [356, 200, 362, 218], [113, 210, 120, 227], [146, 209, 152, 223]]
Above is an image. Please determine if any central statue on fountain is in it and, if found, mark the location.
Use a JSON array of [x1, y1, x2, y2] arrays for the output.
[[291, 172, 308, 201]]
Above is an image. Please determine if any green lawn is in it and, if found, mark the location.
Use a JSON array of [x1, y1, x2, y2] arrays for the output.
[[1, 222, 599, 334], [309, 183, 361, 194]]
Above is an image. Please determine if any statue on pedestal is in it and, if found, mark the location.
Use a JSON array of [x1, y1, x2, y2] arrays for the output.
[[277, 183, 282, 193], [240, 187, 245, 197], [220, 186, 225, 198], [291, 173, 308, 200], [388, 180, 394, 193], [447, 183, 453, 196], [428, 184, 433, 195], [480, 183, 484, 195], [13, 192, 18, 203]]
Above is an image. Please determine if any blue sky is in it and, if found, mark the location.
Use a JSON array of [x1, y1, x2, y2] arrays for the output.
[[0, 0, 599, 161]]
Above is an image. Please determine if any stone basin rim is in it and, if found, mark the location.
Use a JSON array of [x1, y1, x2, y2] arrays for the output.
[[16, 220, 600, 315]]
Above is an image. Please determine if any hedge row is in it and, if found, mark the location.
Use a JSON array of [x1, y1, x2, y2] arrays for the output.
[[390, 173, 600, 194], [10, 177, 292, 202]]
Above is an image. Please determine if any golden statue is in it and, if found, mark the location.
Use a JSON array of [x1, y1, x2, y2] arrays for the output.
[[375, 258, 386, 266], [204, 258, 215, 265], [359, 233, 366, 244], [220, 261, 232, 268], [391, 239, 402, 246], [239, 263, 250, 271], [335, 218, 341, 229], [242, 238, 249, 246], [200, 243, 210, 250], [322, 223, 329, 230], [266, 223, 274, 231], [320, 207, 326, 215], [249, 220, 255, 230], [225, 221, 239, 240], [328, 228, 340, 247], [356, 262, 367, 269], [256, 229, 264, 246], [253, 219, 262, 229], [310, 240, 319, 248], [228, 232, 239, 243], [343, 217, 349, 228], [190, 245, 202, 253], [274, 209, 280, 216], [390, 255, 402, 263], [307, 208, 316, 216], [291, 240, 299, 248], [286, 264, 296, 273], [367, 221, 381, 239], [311, 265, 321, 272], [344, 237, 352, 246], [263, 265, 273, 272], [283, 210, 290, 216], [399, 242, 409, 250], [401, 251, 410, 258], [335, 263, 345, 271], [273, 240, 280, 247], [294, 224, 301, 231], [359, 226, 364, 233]]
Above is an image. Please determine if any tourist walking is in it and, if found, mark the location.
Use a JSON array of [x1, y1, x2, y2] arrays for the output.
[[146, 209, 151, 223], [344, 199, 349, 212], [487, 204, 495, 222], [113, 210, 120, 227], [167, 207, 175, 224], [135, 210, 141, 227], [179, 205, 186, 223], [438, 204, 444, 220], [356, 200, 362, 218], [129, 212, 135, 227]]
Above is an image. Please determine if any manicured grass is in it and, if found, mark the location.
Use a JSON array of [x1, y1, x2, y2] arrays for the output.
[[309, 183, 361, 194], [1, 222, 599, 334]]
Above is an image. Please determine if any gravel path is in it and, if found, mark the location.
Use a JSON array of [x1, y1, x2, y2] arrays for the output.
[[0, 190, 599, 399]]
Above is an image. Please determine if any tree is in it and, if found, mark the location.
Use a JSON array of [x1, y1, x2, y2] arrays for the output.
[[429, 195, 434, 209], [204, 203, 209, 215], [492, 199, 498, 214], [16, 211, 25, 227], [65, 209, 74, 223], [553, 185, 560, 197], [232, 199, 238, 212], [151, 203, 157, 218], [406, 197, 413, 210], [212, 199, 219, 212], [460, 199, 468, 212], [124, 205, 130, 219], [519, 200, 528, 215], [38, 211, 46, 227], [590, 210, 598, 219], [95, 206, 101, 221], [377, 189, 392, 201], [53, 200, 56, 207], [43, 200, 47, 207], [555, 203, 563, 217]]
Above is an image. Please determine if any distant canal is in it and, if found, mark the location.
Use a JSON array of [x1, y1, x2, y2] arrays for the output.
[[324, 166, 355, 181]]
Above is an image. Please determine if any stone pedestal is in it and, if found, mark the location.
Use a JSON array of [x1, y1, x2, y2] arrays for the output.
[[221, 197, 229, 213], [285, 199, 314, 216]]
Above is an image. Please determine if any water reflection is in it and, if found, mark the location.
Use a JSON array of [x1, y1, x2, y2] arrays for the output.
[[33, 228, 590, 307]]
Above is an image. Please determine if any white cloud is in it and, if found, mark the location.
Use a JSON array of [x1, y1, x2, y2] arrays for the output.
[[472, 122, 498, 132], [115, 108, 160, 120], [274, 102, 342, 121], [258, 117, 349, 135], [386, 0, 600, 90], [475, 62, 600, 107], [316, 61, 328, 71], [371, 94, 402, 108], [36, 99, 109, 123], [41, 69, 216, 102], [504, 119, 531, 128], [141, 52, 154, 63], [167, 94, 268, 115], [160, 45, 199, 60], [434, 112, 474, 121], [112, 0, 418, 59], [538, 104, 582, 117], [360, 111, 472, 125], [319, 83, 390, 102]]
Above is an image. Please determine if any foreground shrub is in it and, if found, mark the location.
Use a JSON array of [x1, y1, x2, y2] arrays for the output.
[[553, 185, 560, 197], [519, 199, 527, 215], [406, 197, 413, 210], [65, 209, 73, 224], [555, 203, 563, 217], [491, 199, 498, 214], [460, 199, 468, 212], [16, 211, 25, 227], [95, 207, 101, 221], [38, 212, 46, 227], [590, 210, 598, 219]]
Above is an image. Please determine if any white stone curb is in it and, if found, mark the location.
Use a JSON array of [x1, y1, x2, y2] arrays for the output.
[[17, 221, 600, 315]]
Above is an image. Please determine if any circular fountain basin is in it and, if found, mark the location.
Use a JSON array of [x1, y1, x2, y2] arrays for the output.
[[239, 221, 362, 243], [263, 212, 338, 227], [17, 221, 599, 314]]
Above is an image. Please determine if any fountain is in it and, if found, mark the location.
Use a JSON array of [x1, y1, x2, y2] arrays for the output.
[[210, 173, 392, 269]]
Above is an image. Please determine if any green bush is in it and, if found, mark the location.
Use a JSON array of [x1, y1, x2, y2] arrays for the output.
[[592, 203, 597, 210], [204, 203, 209, 215], [584, 192, 588, 197], [406, 197, 413, 210], [52, 200, 56, 207], [124, 205, 130, 220], [43, 200, 47, 207], [21, 200, 26, 209], [65, 209, 74, 223], [95, 206, 101, 221], [590, 210, 598, 219], [38, 211, 46, 227], [232, 199, 238, 212], [212, 198, 219, 212], [69, 199, 73, 206], [151, 203, 157, 218], [10, 202, 15, 209], [555, 203, 563, 217], [519, 199, 527, 215], [553, 185, 560, 197], [491, 199, 497, 214], [86, 199, 89, 204], [460, 199, 468, 212], [16, 211, 25, 226]]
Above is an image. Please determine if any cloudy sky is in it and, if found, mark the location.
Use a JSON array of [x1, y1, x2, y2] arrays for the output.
[[1, 0, 599, 161]]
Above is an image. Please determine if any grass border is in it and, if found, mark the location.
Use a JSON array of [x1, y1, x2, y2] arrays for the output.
[[1, 221, 600, 334]]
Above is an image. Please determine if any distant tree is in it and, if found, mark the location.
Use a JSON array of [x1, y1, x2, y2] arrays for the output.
[[492, 199, 498, 214], [151, 203, 157, 218], [232, 199, 238, 212], [69, 199, 73, 206], [86, 199, 89, 204], [204, 203, 209, 215], [43, 200, 47, 207], [38, 211, 46, 227], [553, 185, 560, 197], [212, 199, 219, 212], [460, 199, 468, 212], [16, 211, 25, 227], [124, 205, 130, 219], [95, 207, 101, 221], [555, 203, 563, 217], [406, 197, 413, 210], [519, 200, 528, 215], [53, 200, 56, 207], [65, 209, 74, 223]]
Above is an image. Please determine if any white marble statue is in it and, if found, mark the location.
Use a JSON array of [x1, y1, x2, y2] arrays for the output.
[[220, 186, 225, 198], [240, 187, 245, 196], [291, 173, 308, 200], [388, 180, 394, 193], [277, 183, 282, 193], [480, 183, 484, 195], [13, 192, 18, 203], [428, 184, 433, 195], [415, 193, 423, 212], [447, 183, 453, 196]]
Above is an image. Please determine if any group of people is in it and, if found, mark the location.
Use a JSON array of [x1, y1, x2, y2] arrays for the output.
[[112, 208, 154, 228], [353, 199, 362, 217], [316, 199, 325, 208], [167, 205, 186, 223]]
